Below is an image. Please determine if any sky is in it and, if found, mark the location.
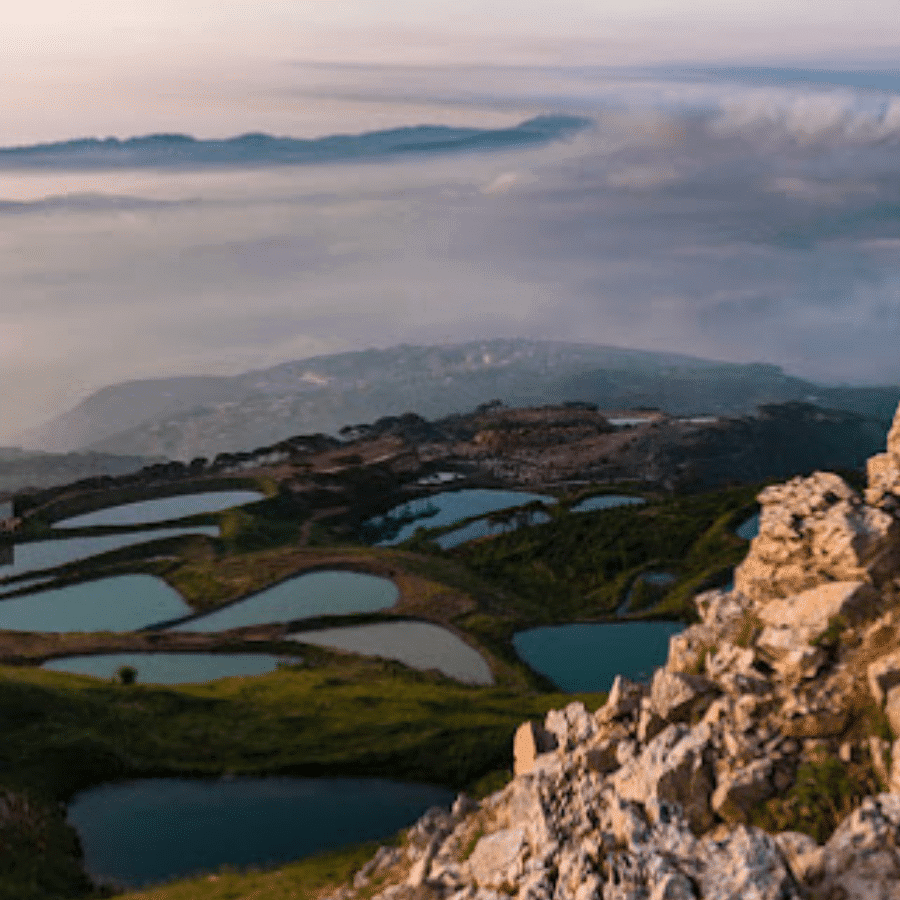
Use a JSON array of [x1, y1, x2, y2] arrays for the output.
[[2, 2, 900, 441]]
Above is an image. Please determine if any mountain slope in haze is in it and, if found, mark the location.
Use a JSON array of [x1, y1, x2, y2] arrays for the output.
[[18, 340, 900, 461], [0, 448, 163, 496]]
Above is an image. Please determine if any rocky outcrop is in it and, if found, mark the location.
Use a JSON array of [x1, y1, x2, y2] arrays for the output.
[[734, 472, 897, 602], [329, 401, 900, 900], [865, 402, 900, 513]]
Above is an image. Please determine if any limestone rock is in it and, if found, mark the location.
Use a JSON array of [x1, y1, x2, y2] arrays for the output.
[[466, 828, 526, 890], [868, 650, 900, 706], [698, 826, 801, 900], [866, 403, 900, 510], [774, 831, 823, 884], [598, 675, 646, 721], [818, 793, 900, 899], [650, 669, 716, 722], [890, 738, 900, 793], [885, 684, 900, 736], [611, 723, 714, 834], [734, 472, 897, 602], [514, 721, 558, 776], [695, 588, 750, 631], [544, 702, 596, 752], [666, 624, 714, 674], [868, 737, 891, 789], [757, 580, 876, 642], [711, 759, 774, 824], [772, 645, 826, 681]]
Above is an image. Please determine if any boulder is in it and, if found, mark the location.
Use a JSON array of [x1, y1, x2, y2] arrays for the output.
[[734, 472, 896, 602], [650, 669, 716, 722], [818, 793, 900, 898], [611, 724, 715, 834], [867, 649, 900, 706], [666, 625, 714, 674], [695, 589, 749, 631], [773, 831, 823, 884], [710, 759, 774, 823], [885, 684, 900, 736], [466, 828, 527, 890], [868, 736, 891, 789], [513, 721, 558, 777], [698, 826, 801, 900], [598, 675, 645, 721], [544, 702, 596, 751], [757, 580, 876, 642], [865, 403, 900, 510], [772, 646, 826, 681]]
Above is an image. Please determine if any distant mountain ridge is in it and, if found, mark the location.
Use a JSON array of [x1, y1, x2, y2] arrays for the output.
[[18, 339, 900, 460], [0, 115, 591, 170]]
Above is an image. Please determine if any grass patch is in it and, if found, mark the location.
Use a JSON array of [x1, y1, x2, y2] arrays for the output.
[[113, 839, 382, 900], [448, 485, 761, 625], [748, 755, 880, 843]]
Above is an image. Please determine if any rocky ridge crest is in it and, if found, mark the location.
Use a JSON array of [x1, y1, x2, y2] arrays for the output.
[[328, 404, 900, 900]]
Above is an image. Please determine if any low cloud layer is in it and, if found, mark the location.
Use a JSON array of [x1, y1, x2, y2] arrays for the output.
[[3, 65, 900, 441]]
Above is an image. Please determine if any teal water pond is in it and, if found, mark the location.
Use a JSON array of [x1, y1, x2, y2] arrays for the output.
[[0, 574, 192, 632], [0, 526, 219, 579], [53, 490, 264, 529], [171, 571, 398, 631], [736, 512, 760, 540], [290, 621, 493, 684], [67, 777, 455, 888], [513, 621, 683, 692], [43, 652, 298, 684], [569, 494, 646, 514], [371, 488, 555, 545], [438, 510, 552, 549]]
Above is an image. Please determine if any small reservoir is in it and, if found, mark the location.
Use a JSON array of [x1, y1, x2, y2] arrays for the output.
[[67, 777, 455, 888], [0, 574, 192, 632], [171, 570, 398, 631], [290, 621, 493, 684], [736, 512, 760, 540], [513, 621, 683, 692], [370, 488, 555, 545], [52, 490, 264, 529], [43, 652, 297, 684], [569, 494, 646, 514], [0, 526, 219, 579]]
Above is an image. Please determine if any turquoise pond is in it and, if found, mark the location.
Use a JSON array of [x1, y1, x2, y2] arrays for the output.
[[371, 488, 555, 545], [736, 512, 760, 540], [67, 777, 455, 888], [170, 571, 398, 631], [0, 526, 219, 580], [43, 652, 300, 684], [569, 494, 646, 514], [290, 620, 493, 684], [53, 490, 264, 529], [513, 621, 684, 692], [437, 510, 552, 549], [0, 575, 192, 632]]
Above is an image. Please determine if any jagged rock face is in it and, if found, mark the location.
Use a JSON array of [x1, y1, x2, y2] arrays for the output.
[[734, 472, 898, 602], [334, 401, 900, 900], [866, 402, 900, 513]]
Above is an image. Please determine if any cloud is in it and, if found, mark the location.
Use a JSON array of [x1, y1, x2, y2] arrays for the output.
[[3, 65, 900, 440]]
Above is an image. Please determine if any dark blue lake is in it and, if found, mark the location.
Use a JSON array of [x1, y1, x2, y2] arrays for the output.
[[67, 777, 455, 888], [513, 621, 683, 692]]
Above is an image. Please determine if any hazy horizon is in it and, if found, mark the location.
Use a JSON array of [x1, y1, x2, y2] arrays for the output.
[[4, 5, 900, 442]]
